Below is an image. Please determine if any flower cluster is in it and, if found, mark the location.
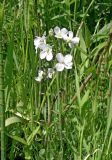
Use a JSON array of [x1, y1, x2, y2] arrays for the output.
[[34, 26, 80, 82], [35, 68, 55, 82], [54, 26, 79, 48]]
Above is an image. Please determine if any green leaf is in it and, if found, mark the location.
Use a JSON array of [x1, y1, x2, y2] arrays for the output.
[[51, 14, 67, 20], [91, 42, 106, 63], [93, 22, 112, 41], [7, 134, 27, 145], [97, 22, 112, 35], [80, 90, 90, 107], [75, 67, 81, 106], [80, 30, 87, 53], [79, 30, 88, 67], [5, 116, 21, 127], [39, 149, 45, 156], [27, 126, 40, 145], [84, 24, 91, 48]]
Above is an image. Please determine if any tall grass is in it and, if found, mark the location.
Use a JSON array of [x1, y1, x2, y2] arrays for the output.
[[0, 1, 6, 159], [0, 0, 112, 159]]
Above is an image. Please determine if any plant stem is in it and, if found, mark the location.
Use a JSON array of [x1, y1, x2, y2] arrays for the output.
[[76, 0, 95, 36], [56, 72, 63, 159]]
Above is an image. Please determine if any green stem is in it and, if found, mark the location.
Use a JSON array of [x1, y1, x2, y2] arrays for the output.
[[0, 1, 6, 160], [76, 0, 95, 36], [73, 0, 77, 23], [47, 87, 51, 125], [40, 75, 56, 112], [56, 72, 63, 159]]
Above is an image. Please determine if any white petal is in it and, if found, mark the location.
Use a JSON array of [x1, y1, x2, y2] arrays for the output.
[[54, 27, 62, 38], [64, 54, 72, 64], [68, 31, 73, 38], [39, 43, 47, 50], [46, 52, 53, 61], [41, 35, 46, 42], [35, 76, 42, 82], [47, 68, 55, 78], [61, 28, 68, 40], [40, 51, 47, 59], [61, 28, 68, 38], [48, 72, 53, 78], [54, 26, 60, 35], [34, 36, 47, 51], [48, 73, 52, 78], [56, 53, 64, 63], [55, 63, 64, 72], [61, 28, 68, 33], [72, 37, 80, 44], [34, 38, 40, 48], [68, 42, 74, 48], [38, 70, 44, 77], [62, 34, 68, 41], [34, 37, 39, 45], [64, 62, 73, 69]]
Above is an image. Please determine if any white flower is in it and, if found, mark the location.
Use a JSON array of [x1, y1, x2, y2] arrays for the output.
[[55, 53, 73, 72], [35, 70, 44, 82], [47, 68, 55, 79], [39, 44, 53, 61], [54, 26, 68, 39], [34, 36, 46, 53], [63, 31, 80, 48]]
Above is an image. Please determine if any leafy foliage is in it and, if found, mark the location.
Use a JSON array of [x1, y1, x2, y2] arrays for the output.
[[0, 0, 112, 159]]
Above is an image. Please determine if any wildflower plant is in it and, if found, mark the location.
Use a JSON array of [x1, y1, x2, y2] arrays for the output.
[[34, 26, 80, 82], [3, 0, 112, 159]]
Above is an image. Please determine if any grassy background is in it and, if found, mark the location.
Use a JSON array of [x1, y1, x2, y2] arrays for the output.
[[0, 0, 112, 159]]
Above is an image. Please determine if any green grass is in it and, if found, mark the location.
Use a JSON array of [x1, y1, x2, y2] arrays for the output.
[[0, 0, 112, 159]]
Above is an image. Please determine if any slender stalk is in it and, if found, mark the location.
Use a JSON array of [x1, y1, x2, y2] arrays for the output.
[[0, 1, 6, 160], [76, 0, 95, 36], [47, 90, 51, 125], [56, 72, 63, 159]]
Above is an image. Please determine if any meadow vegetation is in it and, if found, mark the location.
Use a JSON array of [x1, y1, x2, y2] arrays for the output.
[[0, 0, 112, 159]]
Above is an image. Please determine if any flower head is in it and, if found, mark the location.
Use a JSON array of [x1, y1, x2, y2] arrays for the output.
[[34, 36, 46, 53], [47, 68, 55, 79], [39, 44, 53, 61], [62, 31, 80, 48], [54, 26, 68, 39], [35, 70, 44, 82], [55, 53, 73, 71]]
